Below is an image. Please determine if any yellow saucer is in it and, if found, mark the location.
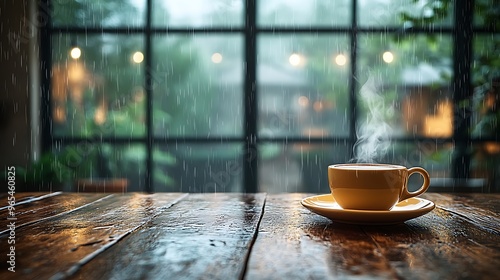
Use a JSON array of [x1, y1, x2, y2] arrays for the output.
[[301, 194, 435, 225]]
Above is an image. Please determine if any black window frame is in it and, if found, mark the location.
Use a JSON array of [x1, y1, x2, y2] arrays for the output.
[[39, 0, 497, 193]]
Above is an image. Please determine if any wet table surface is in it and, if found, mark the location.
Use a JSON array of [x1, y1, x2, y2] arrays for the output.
[[1, 192, 499, 280]]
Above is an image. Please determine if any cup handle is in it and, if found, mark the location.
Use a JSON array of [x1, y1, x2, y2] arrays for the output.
[[399, 167, 430, 202]]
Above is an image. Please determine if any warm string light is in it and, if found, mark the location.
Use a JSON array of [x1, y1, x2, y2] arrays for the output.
[[289, 53, 303, 66], [132, 51, 144, 63], [70, 48, 394, 67], [70, 47, 81, 59], [383, 51, 394, 63], [335, 54, 347, 66], [298, 96, 309, 107], [287, 51, 394, 66], [211, 52, 223, 63]]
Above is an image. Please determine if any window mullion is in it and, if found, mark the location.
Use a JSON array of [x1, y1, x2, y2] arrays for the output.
[[244, 0, 258, 193], [41, 0, 52, 153], [348, 0, 358, 159], [145, 0, 153, 192], [452, 0, 474, 180]]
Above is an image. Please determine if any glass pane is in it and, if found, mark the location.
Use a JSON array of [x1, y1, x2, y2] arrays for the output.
[[52, 0, 145, 27], [259, 143, 351, 193], [53, 143, 146, 192], [152, 35, 243, 137], [471, 143, 500, 192], [471, 35, 500, 139], [52, 34, 145, 137], [355, 34, 452, 144], [258, 35, 350, 138], [379, 142, 453, 175], [258, 0, 351, 27], [153, 144, 243, 192], [474, 0, 500, 28], [377, 141, 453, 185], [152, 0, 244, 27], [358, 0, 454, 27]]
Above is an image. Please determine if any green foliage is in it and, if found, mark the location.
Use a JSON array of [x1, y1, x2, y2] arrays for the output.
[[13, 152, 74, 185], [105, 96, 146, 137], [475, 0, 500, 29], [48, 1, 155, 187], [52, 0, 139, 27], [50, 1, 229, 189], [399, 0, 451, 26], [152, 36, 217, 136], [399, 0, 499, 87], [399, 0, 500, 175]]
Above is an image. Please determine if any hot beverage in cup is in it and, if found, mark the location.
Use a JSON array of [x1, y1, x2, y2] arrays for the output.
[[328, 163, 430, 210]]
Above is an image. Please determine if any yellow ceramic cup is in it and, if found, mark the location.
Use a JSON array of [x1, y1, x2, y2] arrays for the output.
[[328, 163, 430, 210]]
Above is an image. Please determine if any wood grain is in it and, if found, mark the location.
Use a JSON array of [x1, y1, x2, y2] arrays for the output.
[[423, 193, 500, 234], [0, 193, 110, 234], [0, 192, 62, 209], [247, 193, 500, 280], [70, 193, 266, 280], [363, 212, 500, 279], [246, 194, 401, 279], [0, 193, 186, 279], [1, 192, 499, 280]]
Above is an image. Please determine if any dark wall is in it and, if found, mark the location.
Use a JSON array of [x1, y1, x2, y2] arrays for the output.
[[0, 0, 32, 169]]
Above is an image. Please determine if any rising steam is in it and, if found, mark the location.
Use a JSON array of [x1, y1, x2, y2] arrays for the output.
[[352, 73, 393, 163]]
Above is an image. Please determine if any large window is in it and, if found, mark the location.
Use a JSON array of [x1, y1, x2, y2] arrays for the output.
[[41, 0, 500, 192]]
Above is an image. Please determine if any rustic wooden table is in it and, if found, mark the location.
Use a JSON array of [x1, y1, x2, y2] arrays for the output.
[[1, 192, 499, 280]]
